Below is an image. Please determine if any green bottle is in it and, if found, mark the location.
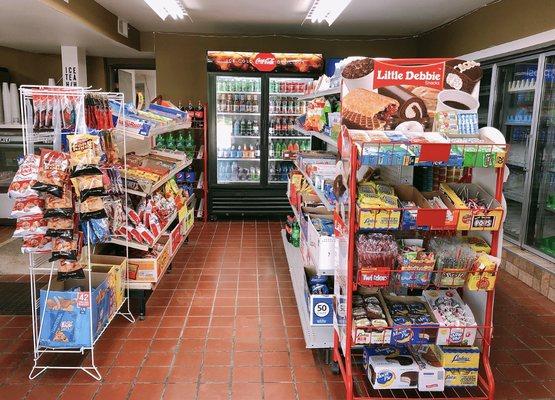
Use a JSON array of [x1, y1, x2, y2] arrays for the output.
[[155, 133, 166, 149], [291, 222, 300, 247], [185, 131, 195, 148], [166, 132, 176, 150], [176, 132, 186, 151]]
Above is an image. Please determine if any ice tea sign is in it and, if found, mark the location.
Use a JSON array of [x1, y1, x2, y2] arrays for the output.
[[61, 46, 87, 87]]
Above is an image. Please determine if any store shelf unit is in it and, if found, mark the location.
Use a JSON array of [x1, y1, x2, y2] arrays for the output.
[[19, 86, 135, 381], [281, 230, 334, 348], [294, 125, 338, 148], [193, 105, 208, 222], [297, 87, 341, 101], [293, 160, 334, 212], [125, 158, 192, 197], [333, 127, 506, 400]]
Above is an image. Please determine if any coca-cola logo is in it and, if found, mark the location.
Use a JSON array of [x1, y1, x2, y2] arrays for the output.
[[253, 53, 277, 72]]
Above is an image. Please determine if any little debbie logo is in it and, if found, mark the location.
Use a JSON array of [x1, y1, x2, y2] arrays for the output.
[[373, 60, 445, 89]]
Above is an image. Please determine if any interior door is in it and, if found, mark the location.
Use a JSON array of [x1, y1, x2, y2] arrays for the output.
[[118, 69, 135, 107]]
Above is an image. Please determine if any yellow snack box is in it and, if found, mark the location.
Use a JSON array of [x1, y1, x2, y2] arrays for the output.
[[431, 345, 480, 369], [445, 368, 479, 387]]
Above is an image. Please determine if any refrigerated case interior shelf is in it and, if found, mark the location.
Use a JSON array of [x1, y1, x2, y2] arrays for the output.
[[269, 113, 303, 117], [230, 135, 260, 138], [281, 229, 333, 349], [217, 91, 261, 95], [270, 92, 305, 96], [504, 121, 532, 126], [217, 157, 260, 161], [217, 112, 260, 116], [269, 136, 311, 139]]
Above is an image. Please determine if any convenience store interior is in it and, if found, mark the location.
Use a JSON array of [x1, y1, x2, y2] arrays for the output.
[[0, 1, 555, 400]]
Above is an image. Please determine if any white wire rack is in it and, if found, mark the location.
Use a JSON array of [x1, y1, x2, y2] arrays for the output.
[[19, 85, 135, 381]]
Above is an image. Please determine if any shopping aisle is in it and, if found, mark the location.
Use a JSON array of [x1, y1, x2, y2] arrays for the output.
[[1, 221, 555, 399], [0, 221, 344, 400]]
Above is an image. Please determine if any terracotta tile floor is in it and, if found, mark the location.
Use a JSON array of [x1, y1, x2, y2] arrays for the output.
[[0, 220, 554, 400]]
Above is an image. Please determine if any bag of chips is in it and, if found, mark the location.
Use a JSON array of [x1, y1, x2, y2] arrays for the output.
[[58, 260, 85, 281], [67, 133, 102, 176], [49, 237, 79, 262], [21, 235, 52, 254], [81, 218, 110, 245], [71, 174, 105, 201], [79, 196, 107, 220], [8, 155, 40, 198], [32, 149, 70, 198], [44, 185, 74, 218], [11, 196, 44, 218], [46, 217, 74, 239], [13, 215, 47, 237]]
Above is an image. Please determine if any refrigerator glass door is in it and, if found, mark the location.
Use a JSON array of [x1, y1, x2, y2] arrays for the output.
[[525, 56, 555, 257], [268, 77, 312, 183], [215, 76, 262, 184], [478, 68, 492, 128], [492, 59, 538, 240]]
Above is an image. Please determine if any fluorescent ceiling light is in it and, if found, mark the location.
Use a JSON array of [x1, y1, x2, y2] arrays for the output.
[[305, 0, 352, 26], [144, 0, 188, 21]]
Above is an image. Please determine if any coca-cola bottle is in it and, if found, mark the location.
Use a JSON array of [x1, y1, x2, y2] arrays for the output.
[[269, 118, 275, 135], [252, 96, 259, 113], [195, 101, 204, 128], [288, 118, 294, 136], [245, 95, 252, 113], [186, 100, 195, 121], [233, 95, 240, 113]]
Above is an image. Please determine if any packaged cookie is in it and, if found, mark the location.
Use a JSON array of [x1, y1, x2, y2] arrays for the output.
[[11, 196, 44, 218], [44, 185, 74, 218], [32, 149, 71, 198], [8, 155, 40, 198], [46, 217, 74, 239]]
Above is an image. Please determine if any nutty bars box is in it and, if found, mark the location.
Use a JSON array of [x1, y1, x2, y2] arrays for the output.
[[340, 58, 482, 132]]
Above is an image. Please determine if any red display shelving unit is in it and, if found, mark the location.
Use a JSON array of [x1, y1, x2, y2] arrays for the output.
[[332, 127, 508, 400]]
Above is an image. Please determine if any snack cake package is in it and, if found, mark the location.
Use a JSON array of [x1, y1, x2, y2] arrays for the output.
[[340, 58, 482, 133]]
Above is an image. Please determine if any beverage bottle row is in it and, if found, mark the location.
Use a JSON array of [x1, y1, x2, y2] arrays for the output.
[[182, 100, 204, 128], [217, 143, 261, 159], [269, 117, 305, 136], [217, 94, 259, 113], [269, 139, 310, 159], [269, 97, 305, 115], [269, 162, 295, 182], [155, 130, 195, 151], [232, 118, 259, 136], [217, 162, 260, 182], [269, 80, 307, 94], [217, 78, 261, 93]]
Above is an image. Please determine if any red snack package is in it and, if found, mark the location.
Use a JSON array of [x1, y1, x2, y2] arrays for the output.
[[137, 226, 155, 246], [32, 149, 71, 198], [11, 196, 44, 218], [46, 217, 74, 239], [129, 226, 143, 243], [21, 235, 52, 254], [58, 260, 85, 281], [127, 207, 141, 225], [49, 236, 79, 262], [44, 185, 74, 218], [8, 155, 40, 198], [14, 216, 47, 237], [149, 214, 161, 237]]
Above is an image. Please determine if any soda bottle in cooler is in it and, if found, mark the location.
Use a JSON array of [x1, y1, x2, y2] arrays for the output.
[[269, 141, 275, 158], [236, 144, 243, 158], [231, 162, 238, 180], [254, 79, 261, 92], [232, 119, 240, 136], [249, 144, 255, 159], [245, 95, 252, 113], [293, 140, 299, 153], [288, 117, 294, 136], [269, 118, 275, 135], [255, 141, 260, 158], [246, 119, 253, 135], [240, 119, 246, 135], [195, 101, 205, 127], [253, 120, 259, 136], [252, 96, 259, 113]]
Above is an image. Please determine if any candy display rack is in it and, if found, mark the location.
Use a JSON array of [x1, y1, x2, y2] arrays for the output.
[[332, 125, 508, 400], [19, 85, 135, 381]]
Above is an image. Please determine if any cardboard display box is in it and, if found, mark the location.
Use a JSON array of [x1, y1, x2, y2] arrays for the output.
[[367, 354, 419, 390], [352, 288, 393, 345], [39, 272, 111, 349], [421, 191, 459, 230], [128, 236, 171, 283], [431, 345, 480, 369], [87, 254, 126, 316], [303, 267, 334, 326], [306, 215, 336, 272]]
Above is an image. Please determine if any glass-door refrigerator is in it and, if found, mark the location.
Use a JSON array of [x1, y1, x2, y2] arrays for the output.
[[206, 52, 323, 217], [492, 57, 540, 240]]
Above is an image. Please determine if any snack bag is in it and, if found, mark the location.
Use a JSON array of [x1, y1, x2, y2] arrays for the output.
[[11, 196, 44, 218], [81, 218, 110, 245], [71, 174, 105, 201], [8, 155, 40, 198], [14, 215, 47, 237], [46, 217, 74, 239], [44, 185, 74, 218], [67, 133, 102, 175], [58, 260, 85, 281], [49, 237, 79, 262], [79, 197, 107, 220], [21, 235, 52, 254], [32, 149, 71, 198]]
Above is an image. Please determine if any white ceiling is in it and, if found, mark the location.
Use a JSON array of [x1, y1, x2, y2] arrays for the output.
[[0, 0, 148, 57], [96, 0, 493, 36]]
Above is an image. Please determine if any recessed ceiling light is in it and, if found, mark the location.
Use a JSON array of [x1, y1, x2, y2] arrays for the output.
[[305, 0, 352, 26], [144, 0, 188, 21]]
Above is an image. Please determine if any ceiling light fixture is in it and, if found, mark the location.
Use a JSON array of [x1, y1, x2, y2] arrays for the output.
[[305, 0, 352, 26], [144, 0, 188, 21]]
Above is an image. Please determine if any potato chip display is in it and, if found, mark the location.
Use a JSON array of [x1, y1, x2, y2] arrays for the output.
[[32, 149, 70, 198]]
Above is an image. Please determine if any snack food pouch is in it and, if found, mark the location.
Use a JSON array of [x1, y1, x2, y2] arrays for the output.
[[67, 133, 102, 176], [9, 155, 40, 198], [44, 185, 74, 218], [32, 149, 71, 198]]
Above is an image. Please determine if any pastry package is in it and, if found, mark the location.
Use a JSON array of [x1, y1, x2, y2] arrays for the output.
[[13, 215, 47, 237], [67, 133, 102, 176], [21, 235, 52, 254], [58, 260, 85, 281], [79, 196, 107, 220], [44, 185, 74, 218], [49, 237, 79, 262], [46, 217, 74, 239], [8, 155, 40, 198], [11, 196, 44, 218], [32, 149, 71, 198], [71, 174, 105, 201]]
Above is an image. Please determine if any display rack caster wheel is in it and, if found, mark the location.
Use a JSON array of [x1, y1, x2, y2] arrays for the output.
[[330, 361, 340, 375]]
